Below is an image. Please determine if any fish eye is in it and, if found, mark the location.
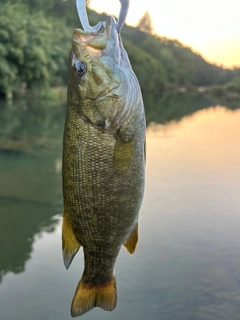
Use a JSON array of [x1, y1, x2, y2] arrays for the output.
[[73, 60, 87, 77]]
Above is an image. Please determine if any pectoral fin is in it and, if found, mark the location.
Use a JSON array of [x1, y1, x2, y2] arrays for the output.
[[114, 129, 134, 172], [62, 210, 81, 269], [124, 223, 138, 254]]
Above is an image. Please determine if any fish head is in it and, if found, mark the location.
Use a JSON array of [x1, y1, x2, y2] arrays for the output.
[[68, 16, 141, 129], [69, 16, 123, 101]]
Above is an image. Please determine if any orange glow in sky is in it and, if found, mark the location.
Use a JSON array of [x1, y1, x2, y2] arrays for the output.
[[88, 0, 240, 68]]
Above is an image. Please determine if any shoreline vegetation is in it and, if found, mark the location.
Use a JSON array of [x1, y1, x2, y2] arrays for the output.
[[0, 0, 239, 101], [0, 91, 239, 156]]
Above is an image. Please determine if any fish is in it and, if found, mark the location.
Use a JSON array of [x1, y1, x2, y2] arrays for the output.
[[62, 0, 146, 317]]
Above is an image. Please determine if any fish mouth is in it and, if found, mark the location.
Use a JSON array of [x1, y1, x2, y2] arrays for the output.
[[72, 16, 120, 59], [73, 29, 108, 51], [73, 16, 114, 46]]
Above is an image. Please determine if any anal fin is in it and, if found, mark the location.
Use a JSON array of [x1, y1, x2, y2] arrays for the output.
[[62, 209, 81, 269], [124, 222, 138, 254]]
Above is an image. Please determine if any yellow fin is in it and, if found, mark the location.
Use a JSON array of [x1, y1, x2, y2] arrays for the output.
[[124, 222, 138, 254], [62, 210, 81, 269], [71, 277, 117, 317], [114, 134, 134, 173]]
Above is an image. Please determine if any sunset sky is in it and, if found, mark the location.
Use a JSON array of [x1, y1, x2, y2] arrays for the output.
[[88, 0, 240, 68]]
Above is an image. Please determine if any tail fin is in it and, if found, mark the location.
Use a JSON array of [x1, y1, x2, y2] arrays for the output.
[[71, 276, 117, 317]]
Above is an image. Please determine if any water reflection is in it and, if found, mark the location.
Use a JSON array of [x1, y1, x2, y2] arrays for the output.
[[0, 95, 240, 319], [0, 99, 66, 154], [144, 92, 240, 125], [0, 99, 65, 283], [143, 106, 240, 320], [0, 151, 62, 282]]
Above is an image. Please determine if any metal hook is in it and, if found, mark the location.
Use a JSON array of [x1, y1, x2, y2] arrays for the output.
[[117, 0, 129, 32], [76, 0, 130, 33], [76, 0, 103, 33]]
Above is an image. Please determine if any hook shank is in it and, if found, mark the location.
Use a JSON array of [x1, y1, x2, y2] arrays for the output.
[[117, 0, 129, 32], [76, 0, 129, 33], [76, 0, 103, 33]]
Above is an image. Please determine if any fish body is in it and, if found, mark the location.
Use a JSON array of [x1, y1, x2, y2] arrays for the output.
[[62, 16, 145, 317]]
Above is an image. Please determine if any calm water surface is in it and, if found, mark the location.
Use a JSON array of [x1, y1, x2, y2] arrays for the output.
[[0, 95, 240, 320]]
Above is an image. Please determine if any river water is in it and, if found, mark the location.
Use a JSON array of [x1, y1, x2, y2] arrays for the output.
[[0, 94, 240, 320]]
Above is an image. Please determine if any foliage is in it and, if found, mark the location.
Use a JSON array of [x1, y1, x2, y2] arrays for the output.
[[122, 27, 236, 87], [123, 40, 166, 94], [209, 77, 240, 99], [0, 2, 70, 98]]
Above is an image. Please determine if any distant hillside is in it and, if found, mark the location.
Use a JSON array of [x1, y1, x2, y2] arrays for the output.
[[0, 0, 239, 98], [88, 7, 240, 95]]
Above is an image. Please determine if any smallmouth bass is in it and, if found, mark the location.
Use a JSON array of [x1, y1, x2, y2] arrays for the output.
[[62, 13, 146, 318]]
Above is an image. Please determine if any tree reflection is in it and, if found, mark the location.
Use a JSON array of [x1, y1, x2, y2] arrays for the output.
[[0, 99, 65, 282], [144, 92, 240, 125]]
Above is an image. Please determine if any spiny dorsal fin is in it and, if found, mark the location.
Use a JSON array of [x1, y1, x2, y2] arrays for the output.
[[71, 277, 117, 317], [62, 210, 81, 269], [124, 222, 138, 254]]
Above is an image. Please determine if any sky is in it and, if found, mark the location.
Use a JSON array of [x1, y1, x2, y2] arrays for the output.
[[88, 0, 240, 68]]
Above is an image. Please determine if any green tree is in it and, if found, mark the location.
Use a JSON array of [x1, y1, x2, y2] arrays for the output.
[[137, 11, 153, 34], [0, 2, 70, 98], [123, 40, 166, 94]]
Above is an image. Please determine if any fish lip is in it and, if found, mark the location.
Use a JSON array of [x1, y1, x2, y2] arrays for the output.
[[72, 16, 121, 65], [72, 28, 108, 51], [74, 28, 100, 37], [73, 15, 115, 35], [72, 15, 116, 42]]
